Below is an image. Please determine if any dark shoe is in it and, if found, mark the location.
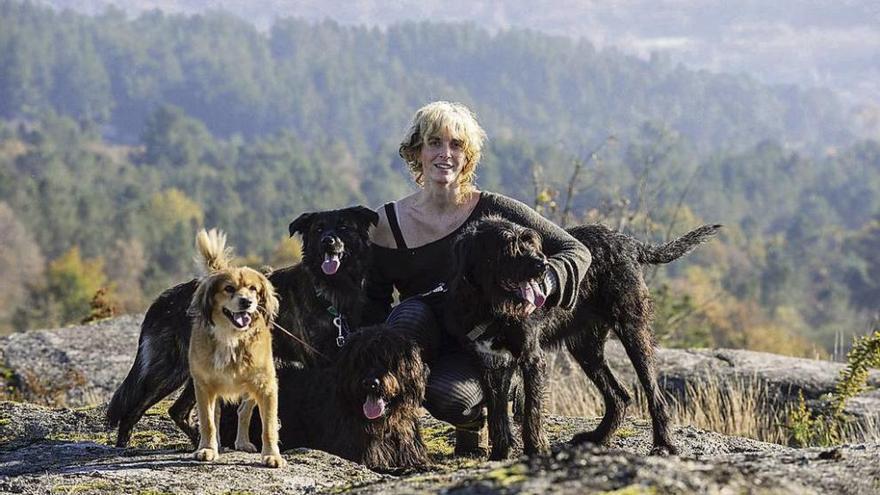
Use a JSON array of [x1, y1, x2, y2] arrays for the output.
[[454, 424, 489, 457]]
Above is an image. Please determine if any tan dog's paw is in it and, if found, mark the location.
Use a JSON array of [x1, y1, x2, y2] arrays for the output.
[[235, 441, 258, 453], [193, 448, 219, 462], [262, 453, 287, 468]]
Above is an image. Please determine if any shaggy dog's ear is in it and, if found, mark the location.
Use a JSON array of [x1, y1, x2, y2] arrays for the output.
[[349, 205, 379, 227], [408, 344, 428, 404], [257, 274, 280, 322], [189, 273, 226, 327], [288, 212, 315, 238]]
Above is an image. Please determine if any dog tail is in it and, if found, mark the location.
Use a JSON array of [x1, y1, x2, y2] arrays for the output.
[[107, 281, 195, 446], [106, 324, 162, 429], [195, 228, 233, 274], [106, 348, 147, 428], [638, 224, 722, 265], [106, 327, 190, 442]]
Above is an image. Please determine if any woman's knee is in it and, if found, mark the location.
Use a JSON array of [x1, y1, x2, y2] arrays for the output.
[[423, 355, 485, 427], [385, 298, 441, 354], [425, 397, 484, 428]]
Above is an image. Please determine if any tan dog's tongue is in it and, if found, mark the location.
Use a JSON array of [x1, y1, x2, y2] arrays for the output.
[[363, 396, 386, 420], [322, 253, 341, 275], [233, 312, 252, 328]]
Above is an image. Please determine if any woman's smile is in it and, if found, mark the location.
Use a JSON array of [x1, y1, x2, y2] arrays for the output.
[[420, 130, 465, 185]]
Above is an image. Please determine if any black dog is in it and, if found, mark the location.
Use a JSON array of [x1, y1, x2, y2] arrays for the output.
[[446, 216, 721, 459], [106, 206, 378, 448], [270, 326, 430, 472]]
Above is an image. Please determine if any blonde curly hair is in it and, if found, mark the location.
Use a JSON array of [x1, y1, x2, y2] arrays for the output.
[[398, 101, 487, 198]]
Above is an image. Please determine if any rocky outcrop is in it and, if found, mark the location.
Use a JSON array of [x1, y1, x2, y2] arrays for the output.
[[1, 401, 878, 494], [1, 316, 879, 493], [0, 315, 142, 406], [2, 314, 878, 411]]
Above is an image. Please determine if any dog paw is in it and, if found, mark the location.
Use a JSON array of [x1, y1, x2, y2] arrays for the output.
[[262, 454, 287, 468], [570, 430, 611, 446], [525, 439, 551, 457], [235, 441, 258, 453], [454, 445, 488, 458], [650, 443, 679, 456], [193, 448, 219, 462], [489, 446, 512, 461]]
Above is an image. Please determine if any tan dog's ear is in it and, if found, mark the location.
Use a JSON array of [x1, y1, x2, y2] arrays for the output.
[[257, 275, 279, 322], [189, 273, 226, 327]]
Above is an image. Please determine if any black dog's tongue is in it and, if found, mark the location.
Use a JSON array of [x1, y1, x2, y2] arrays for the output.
[[322, 253, 341, 275], [517, 280, 546, 314], [363, 396, 386, 420]]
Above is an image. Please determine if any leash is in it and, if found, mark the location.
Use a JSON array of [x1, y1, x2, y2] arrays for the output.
[[419, 282, 488, 341], [269, 319, 331, 364]]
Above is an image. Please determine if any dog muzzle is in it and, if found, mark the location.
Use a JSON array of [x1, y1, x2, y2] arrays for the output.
[[322, 252, 342, 275], [501, 279, 546, 315], [223, 308, 253, 330], [517, 279, 547, 311]]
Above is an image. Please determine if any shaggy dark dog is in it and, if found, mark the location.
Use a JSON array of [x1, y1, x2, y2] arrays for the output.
[[106, 206, 378, 448], [446, 216, 721, 459], [271, 326, 430, 472]]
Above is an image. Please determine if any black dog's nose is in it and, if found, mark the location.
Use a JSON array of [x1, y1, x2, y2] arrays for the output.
[[321, 236, 340, 249], [238, 297, 252, 310], [362, 378, 380, 392]]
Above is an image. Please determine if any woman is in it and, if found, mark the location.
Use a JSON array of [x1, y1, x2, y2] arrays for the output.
[[365, 101, 591, 455]]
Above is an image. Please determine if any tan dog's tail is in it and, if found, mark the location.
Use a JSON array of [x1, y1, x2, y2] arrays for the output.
[[195, 228, 234, 274]]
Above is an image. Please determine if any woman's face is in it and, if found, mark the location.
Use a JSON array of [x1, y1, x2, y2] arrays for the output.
[[418, 129, 467, 188]]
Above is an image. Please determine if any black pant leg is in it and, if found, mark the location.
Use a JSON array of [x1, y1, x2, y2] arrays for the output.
[[385, 297, 485, 427]]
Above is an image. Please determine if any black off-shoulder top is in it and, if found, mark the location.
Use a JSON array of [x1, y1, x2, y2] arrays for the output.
[[362, 191, 592, 325]]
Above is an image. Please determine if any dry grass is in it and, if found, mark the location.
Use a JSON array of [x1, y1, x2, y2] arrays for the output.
[[543, 350, 880, 446]]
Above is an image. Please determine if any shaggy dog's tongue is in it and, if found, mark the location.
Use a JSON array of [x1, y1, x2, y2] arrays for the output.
[[363, 396, 386, 420], [322, 253, 341, 275], [518, 280, 546, 313]]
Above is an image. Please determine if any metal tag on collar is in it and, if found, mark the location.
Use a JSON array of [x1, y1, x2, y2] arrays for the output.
[[419, 282, 447, 297], [334, 315, 345, 347], [466, 321, 491, 341]]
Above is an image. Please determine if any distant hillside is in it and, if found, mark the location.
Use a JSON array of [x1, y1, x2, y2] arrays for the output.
[[0, 0, 855, 153], [37, 0, 880, 110], [1, 1, 878, 354]]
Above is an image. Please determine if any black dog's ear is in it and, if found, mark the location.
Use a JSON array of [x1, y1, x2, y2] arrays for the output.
[[449, 225, 478, 287], [288, 212, 315, 238], [349, 205, 379, 227]]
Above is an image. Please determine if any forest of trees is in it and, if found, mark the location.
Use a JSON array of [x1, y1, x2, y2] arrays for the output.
[[0, 1, 877, 358]]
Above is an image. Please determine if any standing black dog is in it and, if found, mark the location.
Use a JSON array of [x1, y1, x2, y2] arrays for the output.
[[106, 206, 378, 448], [272, 326, 430, 472], [446, 216, 721, 459]]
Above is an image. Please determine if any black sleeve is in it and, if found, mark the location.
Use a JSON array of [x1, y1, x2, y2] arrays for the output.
[[487, 193, 591, 310], [362, 247, 394, 325]]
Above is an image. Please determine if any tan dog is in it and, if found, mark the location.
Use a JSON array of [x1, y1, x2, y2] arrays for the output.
[[187, 229, 285, 468]]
